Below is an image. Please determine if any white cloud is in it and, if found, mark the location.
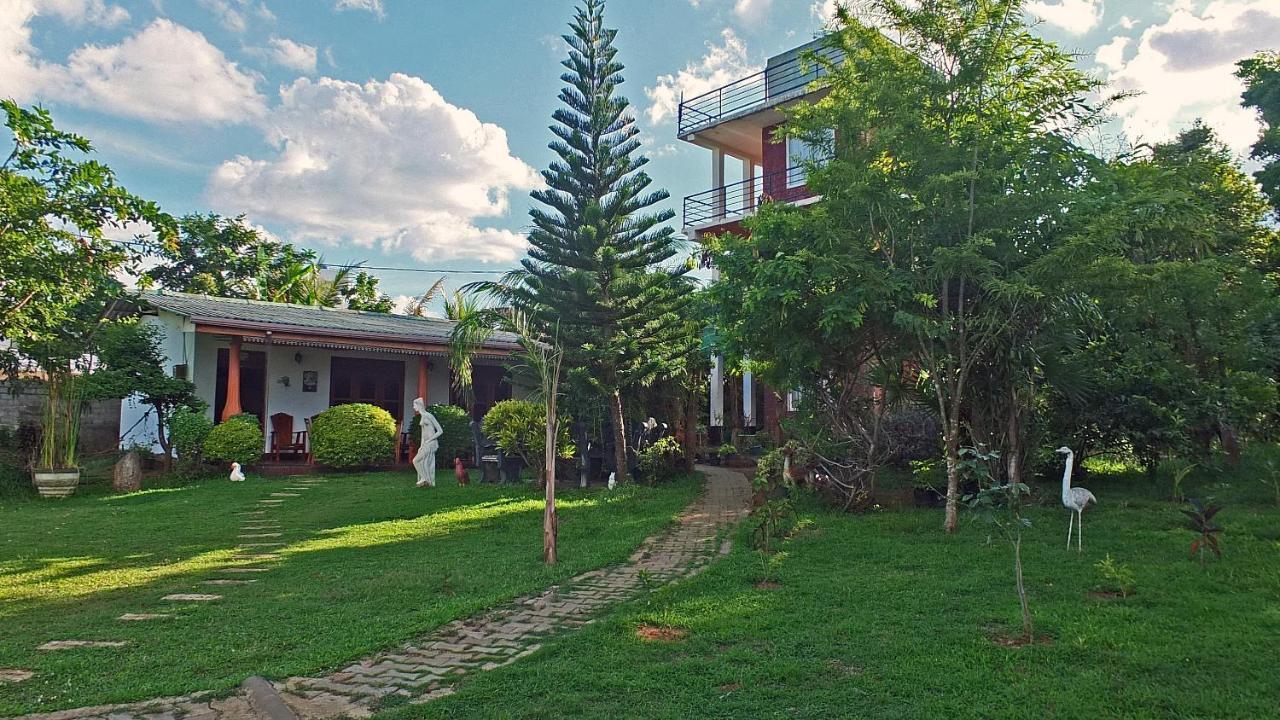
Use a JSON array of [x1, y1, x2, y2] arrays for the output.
[[1100, 0, 1279, 155], [1094, 35, 1129, 72], [1, 9, 265, 124], [334, 0, 382, 18], [645, 28, 759, 125], [207, 73, 541, 263], [733, 0, 772, 23], [198, 0, 273, 33], [56, 19, 266, 123], [0, 0, 126, 103], [1024, 0, 1104, 35], [250, 36, 317, 73]]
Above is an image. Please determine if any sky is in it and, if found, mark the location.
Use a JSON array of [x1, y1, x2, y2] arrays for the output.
[[3, 0, 1277, 309]]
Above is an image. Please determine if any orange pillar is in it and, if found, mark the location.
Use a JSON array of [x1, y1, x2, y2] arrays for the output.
[[417, 357, 429, 403], [221, 336, 243, 421]]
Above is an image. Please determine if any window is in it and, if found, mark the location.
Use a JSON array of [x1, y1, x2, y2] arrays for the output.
[[785, 129, 834, 189]]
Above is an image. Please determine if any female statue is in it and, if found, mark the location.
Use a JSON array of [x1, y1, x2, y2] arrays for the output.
[[412, 397, 444, 488]]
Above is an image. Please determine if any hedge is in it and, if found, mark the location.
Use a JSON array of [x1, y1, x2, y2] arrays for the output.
[[410, 404, 472, 464], [310, 403, 396, 469], [203, 415, 263, 467]]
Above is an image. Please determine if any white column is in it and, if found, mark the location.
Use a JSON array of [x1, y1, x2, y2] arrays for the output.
[[710, 355, 725, 429], [711, 147, 726, 220], [709, 263, 724, 429], [743, 365, 754, 427], [742, 158, 756, 213]]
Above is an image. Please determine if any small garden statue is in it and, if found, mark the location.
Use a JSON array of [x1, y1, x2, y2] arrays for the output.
[[454, 457, 469, 485], [413, 398, 444, 488], [229, 462, 245, 482]]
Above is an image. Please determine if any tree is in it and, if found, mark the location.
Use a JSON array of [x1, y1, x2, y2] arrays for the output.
[[1237, 51, 1280, 218], [1042, 127, 1280, 469], [88, 321, 203, 469], [144, 214, 311, 298], [1, 101, 173, 382], [709, 0, 1108, 531], [484, 0, 693, 483], [146, 213, 394, 312]]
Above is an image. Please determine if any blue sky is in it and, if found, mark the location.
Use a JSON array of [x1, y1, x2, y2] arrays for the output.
[[4, 0, 1277, 307]]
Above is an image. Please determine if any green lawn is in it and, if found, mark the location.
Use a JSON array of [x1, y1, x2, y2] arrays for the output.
[[0, 470, 701, 715], [398, 453, 1280, 720]]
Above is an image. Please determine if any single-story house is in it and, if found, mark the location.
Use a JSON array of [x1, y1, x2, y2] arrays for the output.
[[119, 291, 521, 458]]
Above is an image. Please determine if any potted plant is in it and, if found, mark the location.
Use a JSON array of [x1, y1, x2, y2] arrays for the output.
[[32, 372, 85, 498], [717, 443, 738, 467]]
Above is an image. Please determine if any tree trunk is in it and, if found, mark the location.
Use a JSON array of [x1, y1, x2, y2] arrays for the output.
[[608, 389, 630, 483], [544, 363, 560, 565], [1006, 389, 1020, 488], [155, 405, 173, 472], [1014, 534, 1033, 641], [682, 376, 700, 468], [943, 424, 961, 533]]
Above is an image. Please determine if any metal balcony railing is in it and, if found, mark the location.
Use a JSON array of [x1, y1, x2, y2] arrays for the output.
[[677, 44, 844, 137], [683, 165, 814, 228]]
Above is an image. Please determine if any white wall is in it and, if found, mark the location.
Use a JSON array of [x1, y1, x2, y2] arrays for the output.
[[118, 311, 195, 451]]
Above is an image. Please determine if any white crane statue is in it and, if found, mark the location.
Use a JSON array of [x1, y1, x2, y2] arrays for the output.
[[229, 462, 246, 482], [1056, 446, 1096, 552]]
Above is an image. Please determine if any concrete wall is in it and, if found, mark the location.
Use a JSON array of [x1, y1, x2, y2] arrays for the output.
[[0, 381, 121, 455]]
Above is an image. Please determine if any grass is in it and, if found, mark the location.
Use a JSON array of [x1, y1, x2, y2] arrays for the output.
[[0, 469, 701, 715], [395, 450, 1280, 720]]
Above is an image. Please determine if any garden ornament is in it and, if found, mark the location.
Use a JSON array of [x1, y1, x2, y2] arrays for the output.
[[1057, 446, 1097, 552], [413, 398, 444, 488]]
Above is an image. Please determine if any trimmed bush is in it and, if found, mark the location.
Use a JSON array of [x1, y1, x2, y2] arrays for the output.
[[311, 403, 396, 469], [481, 399, 574, 481], [636, 436, 683, 483], [410, 404, 473, 464], [203, 415, 263, 467], [169, 408, 212, 460]]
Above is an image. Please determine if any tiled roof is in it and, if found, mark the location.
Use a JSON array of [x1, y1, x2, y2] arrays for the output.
[[141, 291, 520, 351]]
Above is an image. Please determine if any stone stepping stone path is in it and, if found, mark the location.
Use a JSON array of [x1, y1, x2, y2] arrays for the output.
[[238, 532, 283, 538], [270, 492, 300, 498], [238, 542, 285, 548], [202, 579, 257, 586], [161, 593, 223, 602], [11, 468, 750, 720], [0, 669, 33, 684], [217, 567, 271, 573], [231, 554, 280, 561], [117, 613, 171, 622], [38, 640, 128, 650]]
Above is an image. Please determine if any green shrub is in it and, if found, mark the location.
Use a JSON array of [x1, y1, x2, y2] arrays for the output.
[[311, 403, 396, 469], [410, 404, 472, 464], [481, 399, 574, 481], [203, 415, 264, 467], [169, 408, 212, 459], [636, 436, 682, 482]]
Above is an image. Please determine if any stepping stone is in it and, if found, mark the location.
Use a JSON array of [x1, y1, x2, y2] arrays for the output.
[[270, 492, 300, 497], [237, 510, 269, 515], [218, 567, 271, 573], [202, 579, 256, 586], [162, 593, 222, 602], [0, 669, 33, 683], [241, 526, 281, 531], [259, 499, 285, 504], [38, 640, 128, 650], [118, 613, 172, 621], [238, 532, 283, 538], [283, 487, 311, 490], [232, 554, 279, 561], [239, 542, 285, 547]]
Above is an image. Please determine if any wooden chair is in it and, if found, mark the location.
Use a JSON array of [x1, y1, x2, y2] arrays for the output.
[[270, 412, 307, 462]]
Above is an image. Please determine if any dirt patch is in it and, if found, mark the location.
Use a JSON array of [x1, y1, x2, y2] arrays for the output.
[[1087, 590, 1128, 600], [716, 683, 741, 693], [992, 632, 1053, 648], [635, 624, 688, 642], [753, 580, 782, 590]]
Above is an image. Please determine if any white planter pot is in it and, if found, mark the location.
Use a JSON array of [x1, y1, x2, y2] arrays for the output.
[[32, 469, 81, 498]]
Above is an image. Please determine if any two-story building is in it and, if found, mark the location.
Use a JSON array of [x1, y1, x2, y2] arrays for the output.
[[677, 36, 841, 445]]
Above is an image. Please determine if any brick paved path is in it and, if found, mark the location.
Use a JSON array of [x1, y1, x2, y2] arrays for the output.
[[10, 467, 749, 720]]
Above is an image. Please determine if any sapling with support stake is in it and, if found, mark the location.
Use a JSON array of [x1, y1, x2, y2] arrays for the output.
[[962, 446, 1036, 643]]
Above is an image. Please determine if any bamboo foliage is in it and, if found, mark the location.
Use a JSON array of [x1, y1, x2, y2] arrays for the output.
[[38, 372, 84, 470]]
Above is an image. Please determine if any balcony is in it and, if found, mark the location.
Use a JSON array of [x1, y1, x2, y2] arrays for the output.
[[683, 165, 815, 230], [677, 40, 843, 139]]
